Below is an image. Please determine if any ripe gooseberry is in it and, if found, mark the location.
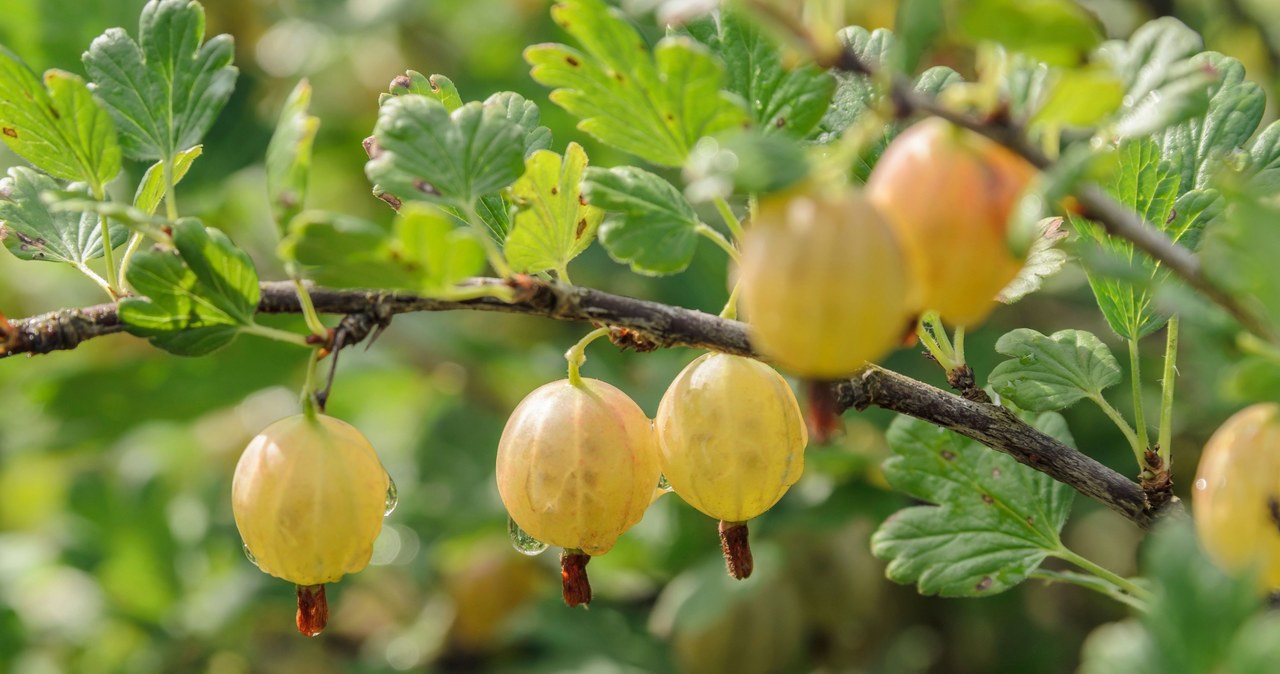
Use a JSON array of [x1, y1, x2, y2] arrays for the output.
[[233, 413, 391, 636], [495, 377, 660, 606], [866, 118, 1037, 328], [738, 186, 915, 380], [655, 353, 807, 578], [1192, 403, 1280, 590]]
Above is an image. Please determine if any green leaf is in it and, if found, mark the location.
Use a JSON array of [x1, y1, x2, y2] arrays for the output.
[[988, 328, 1122, 412], [1030, 66, 1125, 128], [82, 0, 237, 162], [1078, 621, 1155, 674], [280, 206, 486, 294], [505, 142, 601, 275], [395, 204, 487, 293], [0, 47, 121, 190], [583, 166, 700, 275], [525, 0, 748, 166], [1161, 54, 1265, 192], [686, 10, 834, 138], [0, 166, 126, 264], [365, 94, 526, 208], [1201, 189, 1280, 333], [119, 219, 259, 356], [998, 217, 1069, 304], [133, 145, 202, 216], [955, 0, 1103, 66], [380, 70, 463, 111], [484, 91, 553, 158], [684, 131, 809, 200], [870, 412, 1075, 597], [266, 80, 319, 234], [1076, 139, 1183, 338], [1246, 120, 1280, 193], [893, 0, 945, 74]]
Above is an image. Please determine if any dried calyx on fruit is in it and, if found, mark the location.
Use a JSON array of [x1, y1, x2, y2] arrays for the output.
[[233, 413, 392, 636], [738, 185, 916, 380], [1193, 403, 1280, 590], [866, 117, 1037, 328], [656, 353, 807, 578], [495, 376, 660, 606]]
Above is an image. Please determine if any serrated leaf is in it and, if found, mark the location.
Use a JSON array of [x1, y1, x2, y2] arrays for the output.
[[1112, 59, 1215, 140], [484, 91, 553, 158], [525, 0, 748, 167], [381, 70, 463, 111], [584, 166, 700, 275], [0, 166, 126, 264], [266, 80, 319, 233], [988, 328, 1122, 411], [1097, 17, 1202, 106], [134, 145, 202, 216], [83, 0, 237, 162], [956, 0, 1103, 66], [1246, 120, 1280, 193], [365, 95, 526, 208], [1076, 139, 1182, 338], [816, 27, 895, 141], [505, 143, 601, 275], [870, 413, 1075, 597], [0, 49, 121, 191], [686, 9, 834, 138], [1161, 53, 1264, 192], [999, 217, 1069, 304], [119, 219, 259, 355]]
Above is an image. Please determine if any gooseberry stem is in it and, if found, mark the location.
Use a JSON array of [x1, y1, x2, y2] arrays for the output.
[[295, 584, 328, 636], [1157, 316, 1179, 465], [301, 347, 324, 418], [565, 327, 611, 388], [1128, 337, 1152, 464], [462, 200, 513, 279], [293, 278, 329, 339], [560, 550, 592, 607], [695, 223, 741, 263], [712, 195, 746, 243], [719, 520, 754, 579], [1054, 546, 1153, 605], [916, 313, 958, 372], [719, 280, 741, 320]]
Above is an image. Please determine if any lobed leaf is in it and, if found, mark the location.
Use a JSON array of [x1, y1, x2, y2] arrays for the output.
[[686, 10, 834, 138], [870, 413, 1075, 597], [583, 166, 700, 276], [505, 142, 601, 276], [83, 0, 237, 162], [0, 166, 126, 265], [525, 0, 748, 167], [119, 219, 259, 355], [988, 328, 1122, 412], [0, 47, 121, 190]]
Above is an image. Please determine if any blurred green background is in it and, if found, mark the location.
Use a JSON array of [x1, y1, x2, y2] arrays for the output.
[[1, 0, 1278, 672]]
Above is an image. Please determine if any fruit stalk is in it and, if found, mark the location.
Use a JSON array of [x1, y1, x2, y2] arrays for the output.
[[719, 521, 754, 579], [560, 550, 592, 607]]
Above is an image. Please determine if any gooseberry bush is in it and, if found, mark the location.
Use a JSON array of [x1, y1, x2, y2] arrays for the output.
[[4, 0, 1280, 669]]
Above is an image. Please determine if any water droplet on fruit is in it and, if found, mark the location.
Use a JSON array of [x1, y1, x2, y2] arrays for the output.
[[243, 543, 259, 567], [508, 517, 547, 556], [384, 477, 399, 517], [656, 474, 674, 493], [1194, 478, 1207, 491]]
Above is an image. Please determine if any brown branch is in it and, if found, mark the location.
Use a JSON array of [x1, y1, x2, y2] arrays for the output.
[[3, 278, 1162, 527]]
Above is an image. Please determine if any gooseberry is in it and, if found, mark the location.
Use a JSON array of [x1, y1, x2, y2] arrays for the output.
[[738, 186, 915, 380], [1192, 403, 1280, 590], [232, 413, 391, 636], [655, 353, 806, 578], [495, 377, 660, 606], [866, 118, 1037, 328]]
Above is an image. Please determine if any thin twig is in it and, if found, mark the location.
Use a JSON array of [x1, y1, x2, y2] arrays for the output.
[[4, 277, 1165, 528]]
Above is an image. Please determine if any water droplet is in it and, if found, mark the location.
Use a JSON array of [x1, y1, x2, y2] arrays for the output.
[[657, 474, 674, 493], [1194, 478, 1208, 491], [508, 517, 548, 556], [384, 476, 399, 517], [242, 543, 259, 567]]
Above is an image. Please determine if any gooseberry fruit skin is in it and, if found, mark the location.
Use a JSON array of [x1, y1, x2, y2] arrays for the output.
[[1193, 403, 1280, 589], [232, 414, 390, 587], [495, 378, 660, 557], [866, 118, 1037, 328], [739, 188, 914, 380], [655, 353, 806, 523]]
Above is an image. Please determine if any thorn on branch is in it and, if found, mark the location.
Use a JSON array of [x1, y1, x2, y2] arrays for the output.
[[607, 325, 659, 352]]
